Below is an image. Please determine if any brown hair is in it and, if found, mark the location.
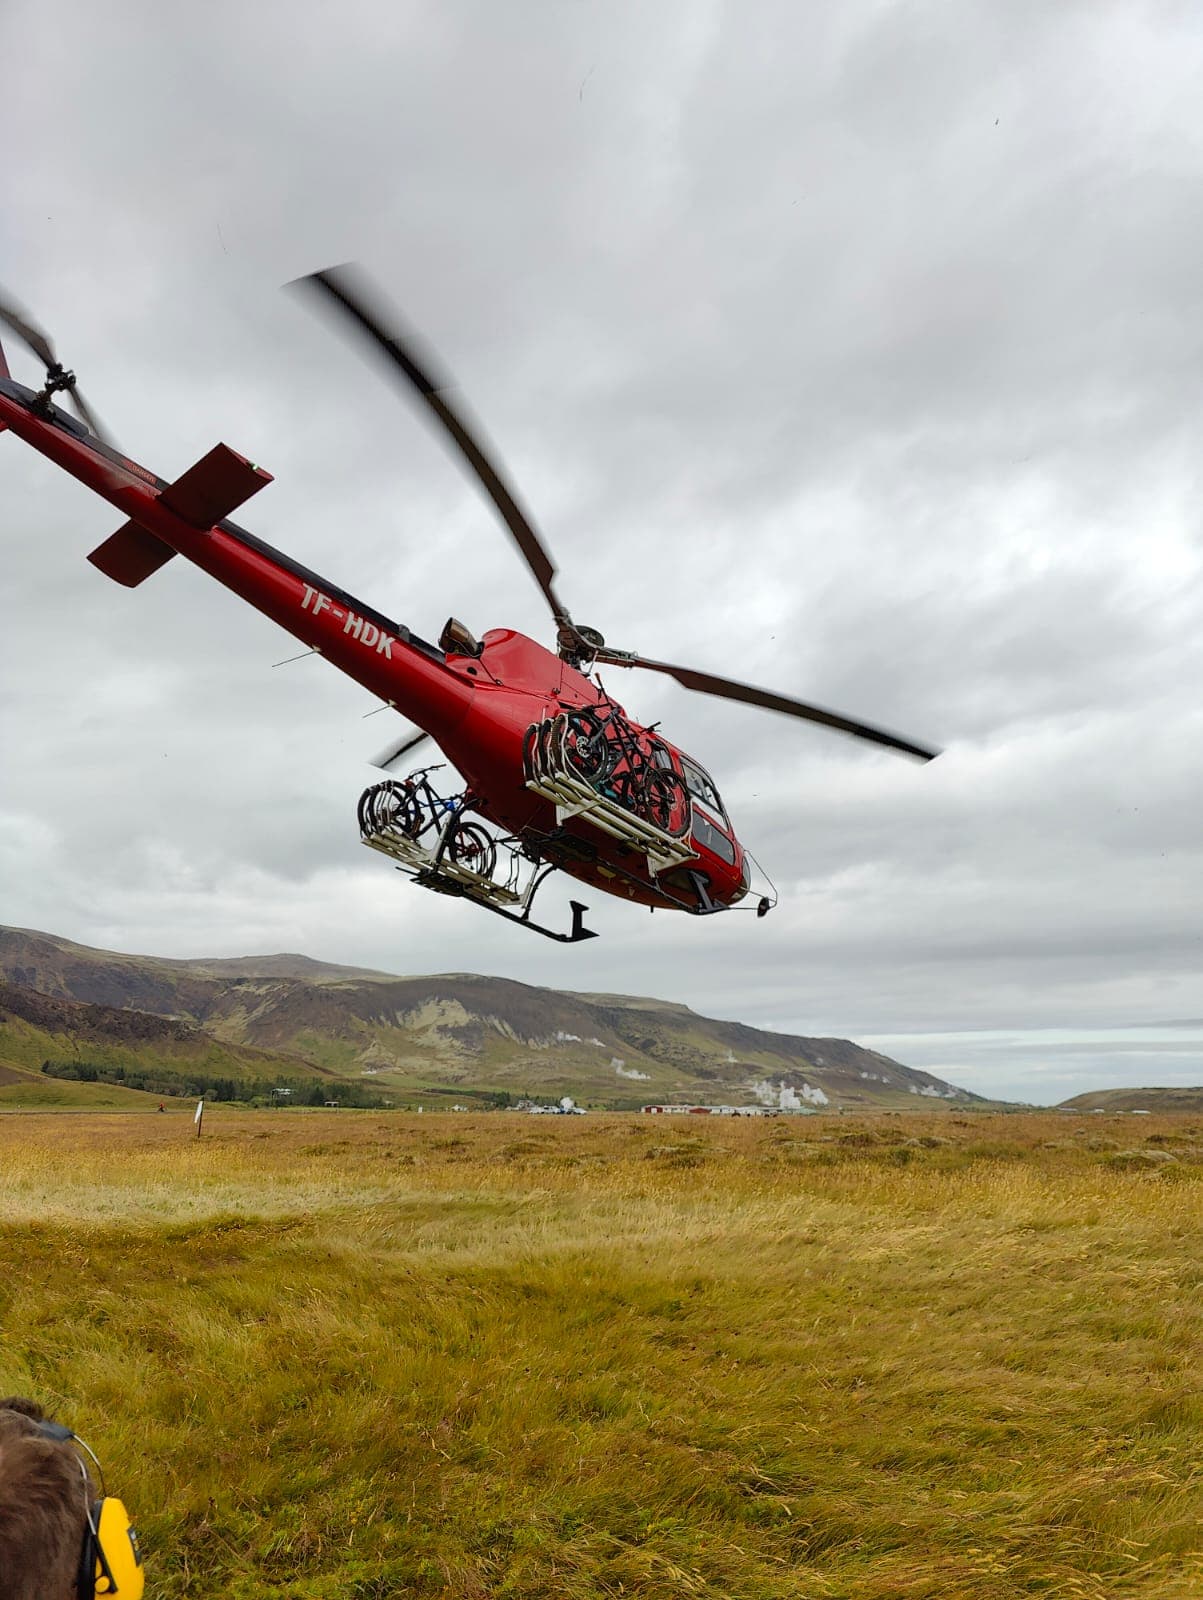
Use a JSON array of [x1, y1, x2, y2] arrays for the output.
[[0, 1399, 89, 1600]]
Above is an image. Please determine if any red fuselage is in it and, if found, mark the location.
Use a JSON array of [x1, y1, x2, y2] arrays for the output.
[[0, 377, 747, 913]]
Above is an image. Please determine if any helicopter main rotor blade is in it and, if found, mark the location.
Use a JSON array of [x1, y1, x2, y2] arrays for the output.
[[595, 650, 939, 762], [291, 265, 578, 639], [371, 726, 432, 772]]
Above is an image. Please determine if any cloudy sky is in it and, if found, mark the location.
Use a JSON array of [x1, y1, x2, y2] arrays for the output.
[[3, 1, 1202, 1103]]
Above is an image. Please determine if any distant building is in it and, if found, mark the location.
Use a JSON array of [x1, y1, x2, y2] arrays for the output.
[[522, 1096, 586, 1115], [641, 1104, 773, 1116]]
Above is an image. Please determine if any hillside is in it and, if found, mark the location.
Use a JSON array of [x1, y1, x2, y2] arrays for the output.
[[0, 1058, 171, 1110], [0, 925, 982, 1110], [0, 978, 347, 1108], [0, 927, 392, 1013], [1058, 1086, 1203, 1114]]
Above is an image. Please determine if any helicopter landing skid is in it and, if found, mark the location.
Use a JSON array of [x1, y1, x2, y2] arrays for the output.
[[414, 864, 597, 943]]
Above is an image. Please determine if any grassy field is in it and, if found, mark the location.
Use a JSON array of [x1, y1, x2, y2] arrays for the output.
[[1, 1110, 1200, 1598]]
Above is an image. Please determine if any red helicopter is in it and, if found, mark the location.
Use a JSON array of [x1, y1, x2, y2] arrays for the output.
[[0, 269, 937, 942]]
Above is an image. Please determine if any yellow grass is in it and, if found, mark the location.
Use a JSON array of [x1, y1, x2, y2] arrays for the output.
[[1, 1110, 1200, 1598]]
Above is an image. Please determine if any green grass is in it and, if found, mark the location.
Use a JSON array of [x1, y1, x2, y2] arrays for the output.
[[1, 1112, 1201, 1597], [0, 1059, 173, 1108]]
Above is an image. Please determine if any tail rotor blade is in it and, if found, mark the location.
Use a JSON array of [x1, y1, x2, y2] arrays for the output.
[[63, 385, 112, 446], [0, 287, 114, 445], [0, 290, 57, 369]]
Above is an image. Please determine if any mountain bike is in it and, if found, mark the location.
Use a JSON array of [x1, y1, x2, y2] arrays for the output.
[[561, 707, 689, 836]]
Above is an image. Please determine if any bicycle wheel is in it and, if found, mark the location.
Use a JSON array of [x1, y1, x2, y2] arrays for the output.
[[536, 719, 560, 781], [363, 782, 418, 837], [357, 786, 376, 835], [640, 768, 689, 835], [564, 710, 615, 783], [391, 781, 425, 838], [522, 722, 543, 781], [447, 820, 497, 880]]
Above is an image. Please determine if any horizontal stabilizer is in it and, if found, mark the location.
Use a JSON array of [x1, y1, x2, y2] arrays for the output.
[[158, 442, 272, 528], [88, 521, 177, 587], [87, 443, 272, 586]]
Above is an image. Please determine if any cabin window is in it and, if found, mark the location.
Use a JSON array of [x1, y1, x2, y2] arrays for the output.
[[692, 811, 736, 865]]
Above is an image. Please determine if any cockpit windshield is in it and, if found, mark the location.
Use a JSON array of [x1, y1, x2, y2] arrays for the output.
[[680, 758, 726, 822]]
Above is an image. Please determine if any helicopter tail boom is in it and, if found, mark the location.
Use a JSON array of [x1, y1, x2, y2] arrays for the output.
[[0, 373, 472, 740]]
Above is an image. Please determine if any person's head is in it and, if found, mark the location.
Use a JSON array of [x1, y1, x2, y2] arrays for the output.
[[0, 1398, 90, 1600], [0, 1398, 143, 1600]]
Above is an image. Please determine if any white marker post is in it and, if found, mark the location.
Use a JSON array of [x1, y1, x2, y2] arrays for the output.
[[194, 1098, 204, 1140]]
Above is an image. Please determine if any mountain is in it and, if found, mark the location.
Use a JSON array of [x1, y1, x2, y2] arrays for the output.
[[1058, 1087, 1203, 1114], [0, 979, 325, 1077], [0, 976, 348, 1109], [0, 925, 981, 1110], [0, 927, 392, 1014]]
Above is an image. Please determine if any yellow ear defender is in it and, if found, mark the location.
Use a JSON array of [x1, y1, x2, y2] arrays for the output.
[[89, 1496, 144, 1599], [34, 1420, 145, 1600]]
